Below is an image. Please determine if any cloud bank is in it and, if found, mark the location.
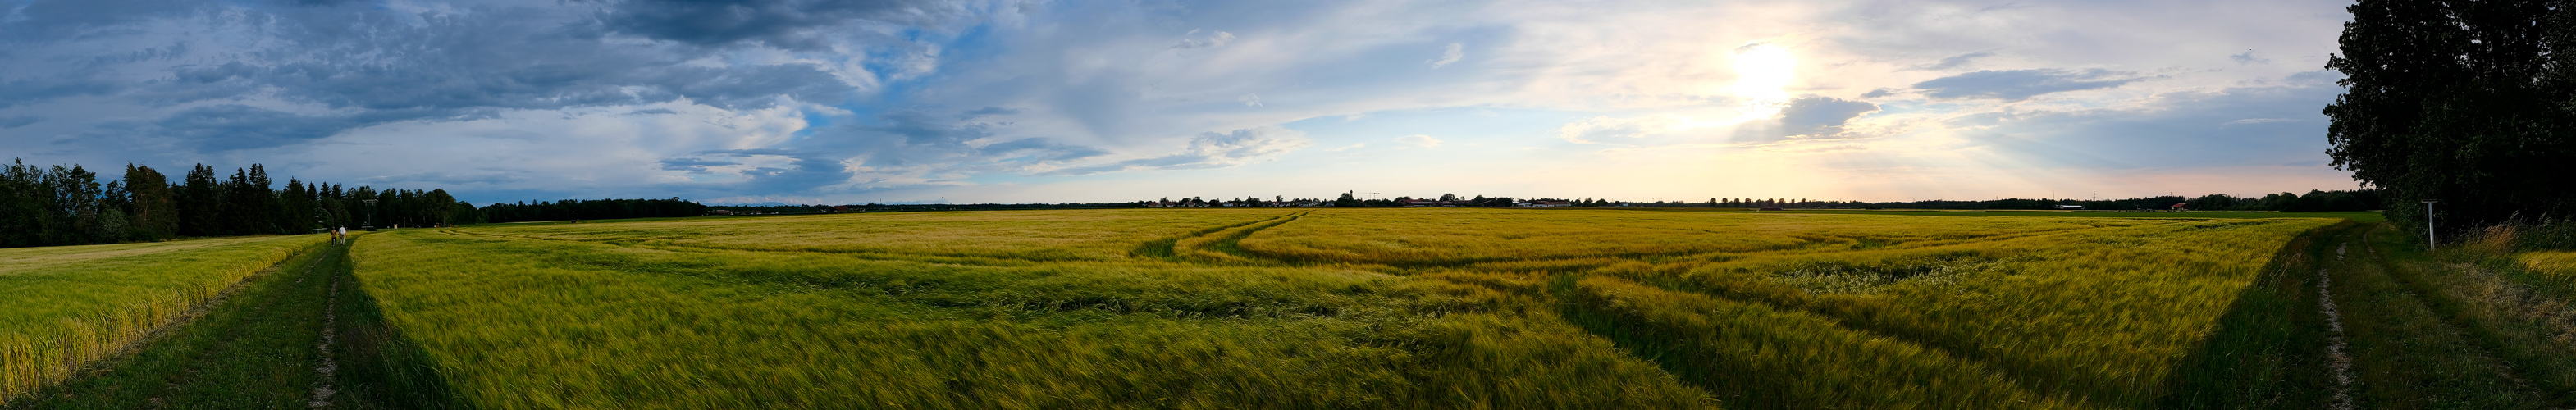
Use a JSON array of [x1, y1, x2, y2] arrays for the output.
[[0, 0, 2363, 204]]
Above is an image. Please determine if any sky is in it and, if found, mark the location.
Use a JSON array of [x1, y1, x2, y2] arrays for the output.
[[0, 0, 2366, 205]]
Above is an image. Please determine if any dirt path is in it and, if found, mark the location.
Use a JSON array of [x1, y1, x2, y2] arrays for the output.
[[2319, 225, 2555, 409], [2318, 243, 2357, 410], [2, 240, 400, 409], [308, 270, 342, 408]]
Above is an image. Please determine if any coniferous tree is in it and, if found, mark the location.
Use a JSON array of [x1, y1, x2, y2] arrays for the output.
[[0, 160, 49, 247], [124, 164, 179, 240], [179, 164, 220, 237]]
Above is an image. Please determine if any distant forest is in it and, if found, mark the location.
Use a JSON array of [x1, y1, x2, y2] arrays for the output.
[[2, 157, 2386, 250], [1162, 190, 2383, 212], [0, 160, 724, 248], [0, 160, 477, 248]]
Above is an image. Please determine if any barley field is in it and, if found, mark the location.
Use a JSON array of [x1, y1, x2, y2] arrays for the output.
[[0, 235, 327, 403], [2526, 250, 2576, 286], [344, 208, 2337, 409]]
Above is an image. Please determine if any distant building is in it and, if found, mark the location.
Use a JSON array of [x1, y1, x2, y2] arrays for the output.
[[2054, 205, 2085, 210], [1515, 201, 1573, 207]]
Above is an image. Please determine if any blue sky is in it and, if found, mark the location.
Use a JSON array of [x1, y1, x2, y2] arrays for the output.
[[0, 0, 2364, 204]]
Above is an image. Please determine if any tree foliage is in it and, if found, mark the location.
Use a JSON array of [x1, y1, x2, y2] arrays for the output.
[[2326, 0, 2576, 233], [0, 159, 482, 248]]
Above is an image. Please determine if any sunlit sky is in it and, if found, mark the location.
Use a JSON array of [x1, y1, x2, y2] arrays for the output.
[[0, 0, 2361, 205]]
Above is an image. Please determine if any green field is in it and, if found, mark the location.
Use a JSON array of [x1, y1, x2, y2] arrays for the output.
[[1745, 208, 2383, 222], [0, 235, 327, 401], [31, 208, 2572, 409], [321, 208, 2336, 408]]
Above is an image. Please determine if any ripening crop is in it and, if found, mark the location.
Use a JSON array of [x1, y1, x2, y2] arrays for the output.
[[0, 235, 327, 403], [349, 208, 2338, 409]]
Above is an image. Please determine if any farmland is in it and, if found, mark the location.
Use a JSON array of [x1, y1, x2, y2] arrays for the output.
[[322, 208, 2339, 408], [0, 235, 327, 402]]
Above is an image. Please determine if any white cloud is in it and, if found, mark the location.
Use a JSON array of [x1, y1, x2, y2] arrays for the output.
[[2224, 117, 2296, 125], [1039, 126, 1313, 175], [1172, 30, 1237, 49], [1558, 115, 1697, 145], [1238, 93, 1263, 107], [1396, 134, 1442, 148], [1428, 43, 1464, 68]]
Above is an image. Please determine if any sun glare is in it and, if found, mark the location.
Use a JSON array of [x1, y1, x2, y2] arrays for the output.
[[1729, 43, 1797, 123]]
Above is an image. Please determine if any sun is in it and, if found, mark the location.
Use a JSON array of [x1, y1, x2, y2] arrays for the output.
[[1729, 42, 1798, 123]]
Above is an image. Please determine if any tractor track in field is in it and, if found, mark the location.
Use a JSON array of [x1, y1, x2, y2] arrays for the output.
[[2319, 243, 2356, 410], [1145, 212, 2014, 362], [2313, 226, 2563, 408], [307, 257, 342, 408], [1537, 217, 2300, 407]]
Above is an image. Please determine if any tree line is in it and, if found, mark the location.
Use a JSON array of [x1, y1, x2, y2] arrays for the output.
[[1135, 190, 2385, 212], [0, 159, 477, 248], [479, 198, 708, 223]]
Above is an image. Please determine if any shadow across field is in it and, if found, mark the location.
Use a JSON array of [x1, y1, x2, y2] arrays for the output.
[[331, 239, 473, 410], [2154, 221, 2349, 409]]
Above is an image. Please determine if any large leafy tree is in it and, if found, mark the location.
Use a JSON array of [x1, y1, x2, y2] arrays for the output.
[[2326, 0, 2576, 233]]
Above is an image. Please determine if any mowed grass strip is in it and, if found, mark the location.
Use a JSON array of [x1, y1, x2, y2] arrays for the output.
[[352, 222, 1713, 409], [0, 235, 328, 404]]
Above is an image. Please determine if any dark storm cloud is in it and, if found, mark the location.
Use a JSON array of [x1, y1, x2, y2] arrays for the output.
[[857, 110, 990, 164], [653, 110, 1107, 193], [0, 115, 43, 129], [683, 148, 856, 192], [133, 104, 484, 151], [590, 0, 964, 50], [0, 76, 119, 109], [1912, 69, 2140, 100], [189, 11, 848, 112], [658, 157, 736, 171], [957, 106, 1018, 120], [2, 2, 878, 153], [1040, 127, 1309, 175], [1730, 95, 1880, 144], [360, 171, 527, 185], [980, 137, 1108, 162], [1958, 74, 2343, 169], [1916, 51, 1993, 71], [864, 111, 1106, 167], [0, 0, 208, 42], [1779, 95, 1878, 134]]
